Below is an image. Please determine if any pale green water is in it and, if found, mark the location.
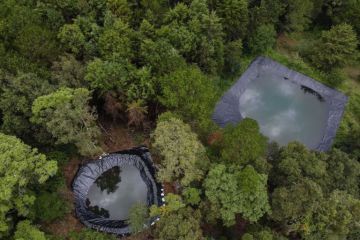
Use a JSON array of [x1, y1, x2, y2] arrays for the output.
[[86, 165, 148, 220], [239, 70, 329, 148]]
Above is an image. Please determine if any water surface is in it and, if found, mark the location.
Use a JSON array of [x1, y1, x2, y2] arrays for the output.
[[86, 165, 148, 220], [239, 70, 329, 148]]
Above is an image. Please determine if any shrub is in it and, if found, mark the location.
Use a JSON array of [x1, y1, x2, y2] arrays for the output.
[[31, 192, 69, 222], [248, 24, 276, 54]]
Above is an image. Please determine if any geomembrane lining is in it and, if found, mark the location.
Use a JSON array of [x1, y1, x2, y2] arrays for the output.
[[72, 147, 163, 236], [212, 56, 348, 151]]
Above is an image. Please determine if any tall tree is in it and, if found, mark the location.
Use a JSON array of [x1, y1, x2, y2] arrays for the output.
[[159, 0, 224, 74], [127, 203, 149, 234], [31, 88, 102, 156], [152, 116, 208, 186], [159, 66, 218, 133], [0, 133, 57, 237], [153, 207, 203, 240], [0, 72, 53, 139], [310, 23, 358, 71], [204, 164, 270, 226], [14, 221, 47, 240], [282, 0, 314, 32], [216, 0, 249, 41], [219, 119, 268, 167]]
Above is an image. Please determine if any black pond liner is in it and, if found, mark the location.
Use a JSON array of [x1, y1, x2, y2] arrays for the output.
[[212, 56, 348, 151], [72, 146, 163, 236]]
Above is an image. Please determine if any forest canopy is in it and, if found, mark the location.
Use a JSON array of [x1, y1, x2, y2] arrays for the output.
[[0, 0, 359, 239]]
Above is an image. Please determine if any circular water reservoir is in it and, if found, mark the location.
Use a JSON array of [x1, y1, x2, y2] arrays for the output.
[[72, 147, 163, 235]]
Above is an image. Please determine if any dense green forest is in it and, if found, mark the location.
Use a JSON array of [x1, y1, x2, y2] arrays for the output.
[[0, 0, 359, 239]]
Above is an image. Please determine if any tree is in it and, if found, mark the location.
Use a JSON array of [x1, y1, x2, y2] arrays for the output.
[[127, 203, 149, 234], [152, 117, 208, 186], [0, 72, 53, 138], [249, 24, 276, 54], [0, 133, 57, 236], [150, 193, 185, 217], [159, 0, 224, 74], [14, 24, 59, 62], [182, 187, 201, 206], [271, 142, 327, 187], [248, 0, 284, 32], [282, 0, 314, 32], [58, 23, 85, 55], [220, 119, 268, 166], [307, 190, 360, 239], [30, 191, 69, 222], [153, 207, 203, 240], [224, 39, 243, 74], [204, 164, 270, 226], [14, 221, 47, 240], [31, 88, 102, 156], [324, 0, 360, 37], [216, 0, 249, 41], [68, 229, 117, 240], [159, 66, 218, 133], [271, 178, 323, 233], [85, 59, 155, 103], [139, 38, 186, 76], [51, 54, 86, 88], [98, 19, 133, 60], [310, 23, 358, 71]]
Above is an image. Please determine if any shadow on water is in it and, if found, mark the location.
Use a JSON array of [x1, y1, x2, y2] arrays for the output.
[[86, 199, 110, 218], [300, 85, 325, 102], [95, 166, 122, 194]]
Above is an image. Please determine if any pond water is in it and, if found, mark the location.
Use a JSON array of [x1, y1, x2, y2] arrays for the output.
[[86, 165, 148, 220], [238, 69, 330, 148]]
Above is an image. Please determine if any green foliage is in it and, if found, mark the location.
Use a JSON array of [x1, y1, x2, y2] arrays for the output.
[[216, 0, 249, 41], [85, 59, 154, 102], [98, 19, 133, 60], [68, 229, 117, 240], [152, 117, 208, 186], [127, 203, 149, 234], [154, 207, 203, 240], [271, 178, 323, 226], [204, 164, 270, 226], [310, 24, 358, 71], [248, 0, 284, 32], [31, 88, 102, 156], [150, 193, 185, 217], [224, 39, 243, 74], [249, 24, 276, 54], [307, 190, 360, 239], [272, 142, 360, 197], [325, 0, 360, 37], [159, 66, 218, 134], [58, 23, 85, 55], [182, 187, 201, 206], [140, 38, 186, 76], [335, 92, 360, 159], [14, 220, 47, 240], [220, 119, 268, 166], [159, 0, 224, 74], [242, 228, 286, 240], [270, 142, 360, 236], [282, 0, 314, 32], [30, 191, 69, 222], [51, 54, 86, 88], [0, 133, 57, 236], [14, 24, 59, 62], [0, 72, 53, 138]]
